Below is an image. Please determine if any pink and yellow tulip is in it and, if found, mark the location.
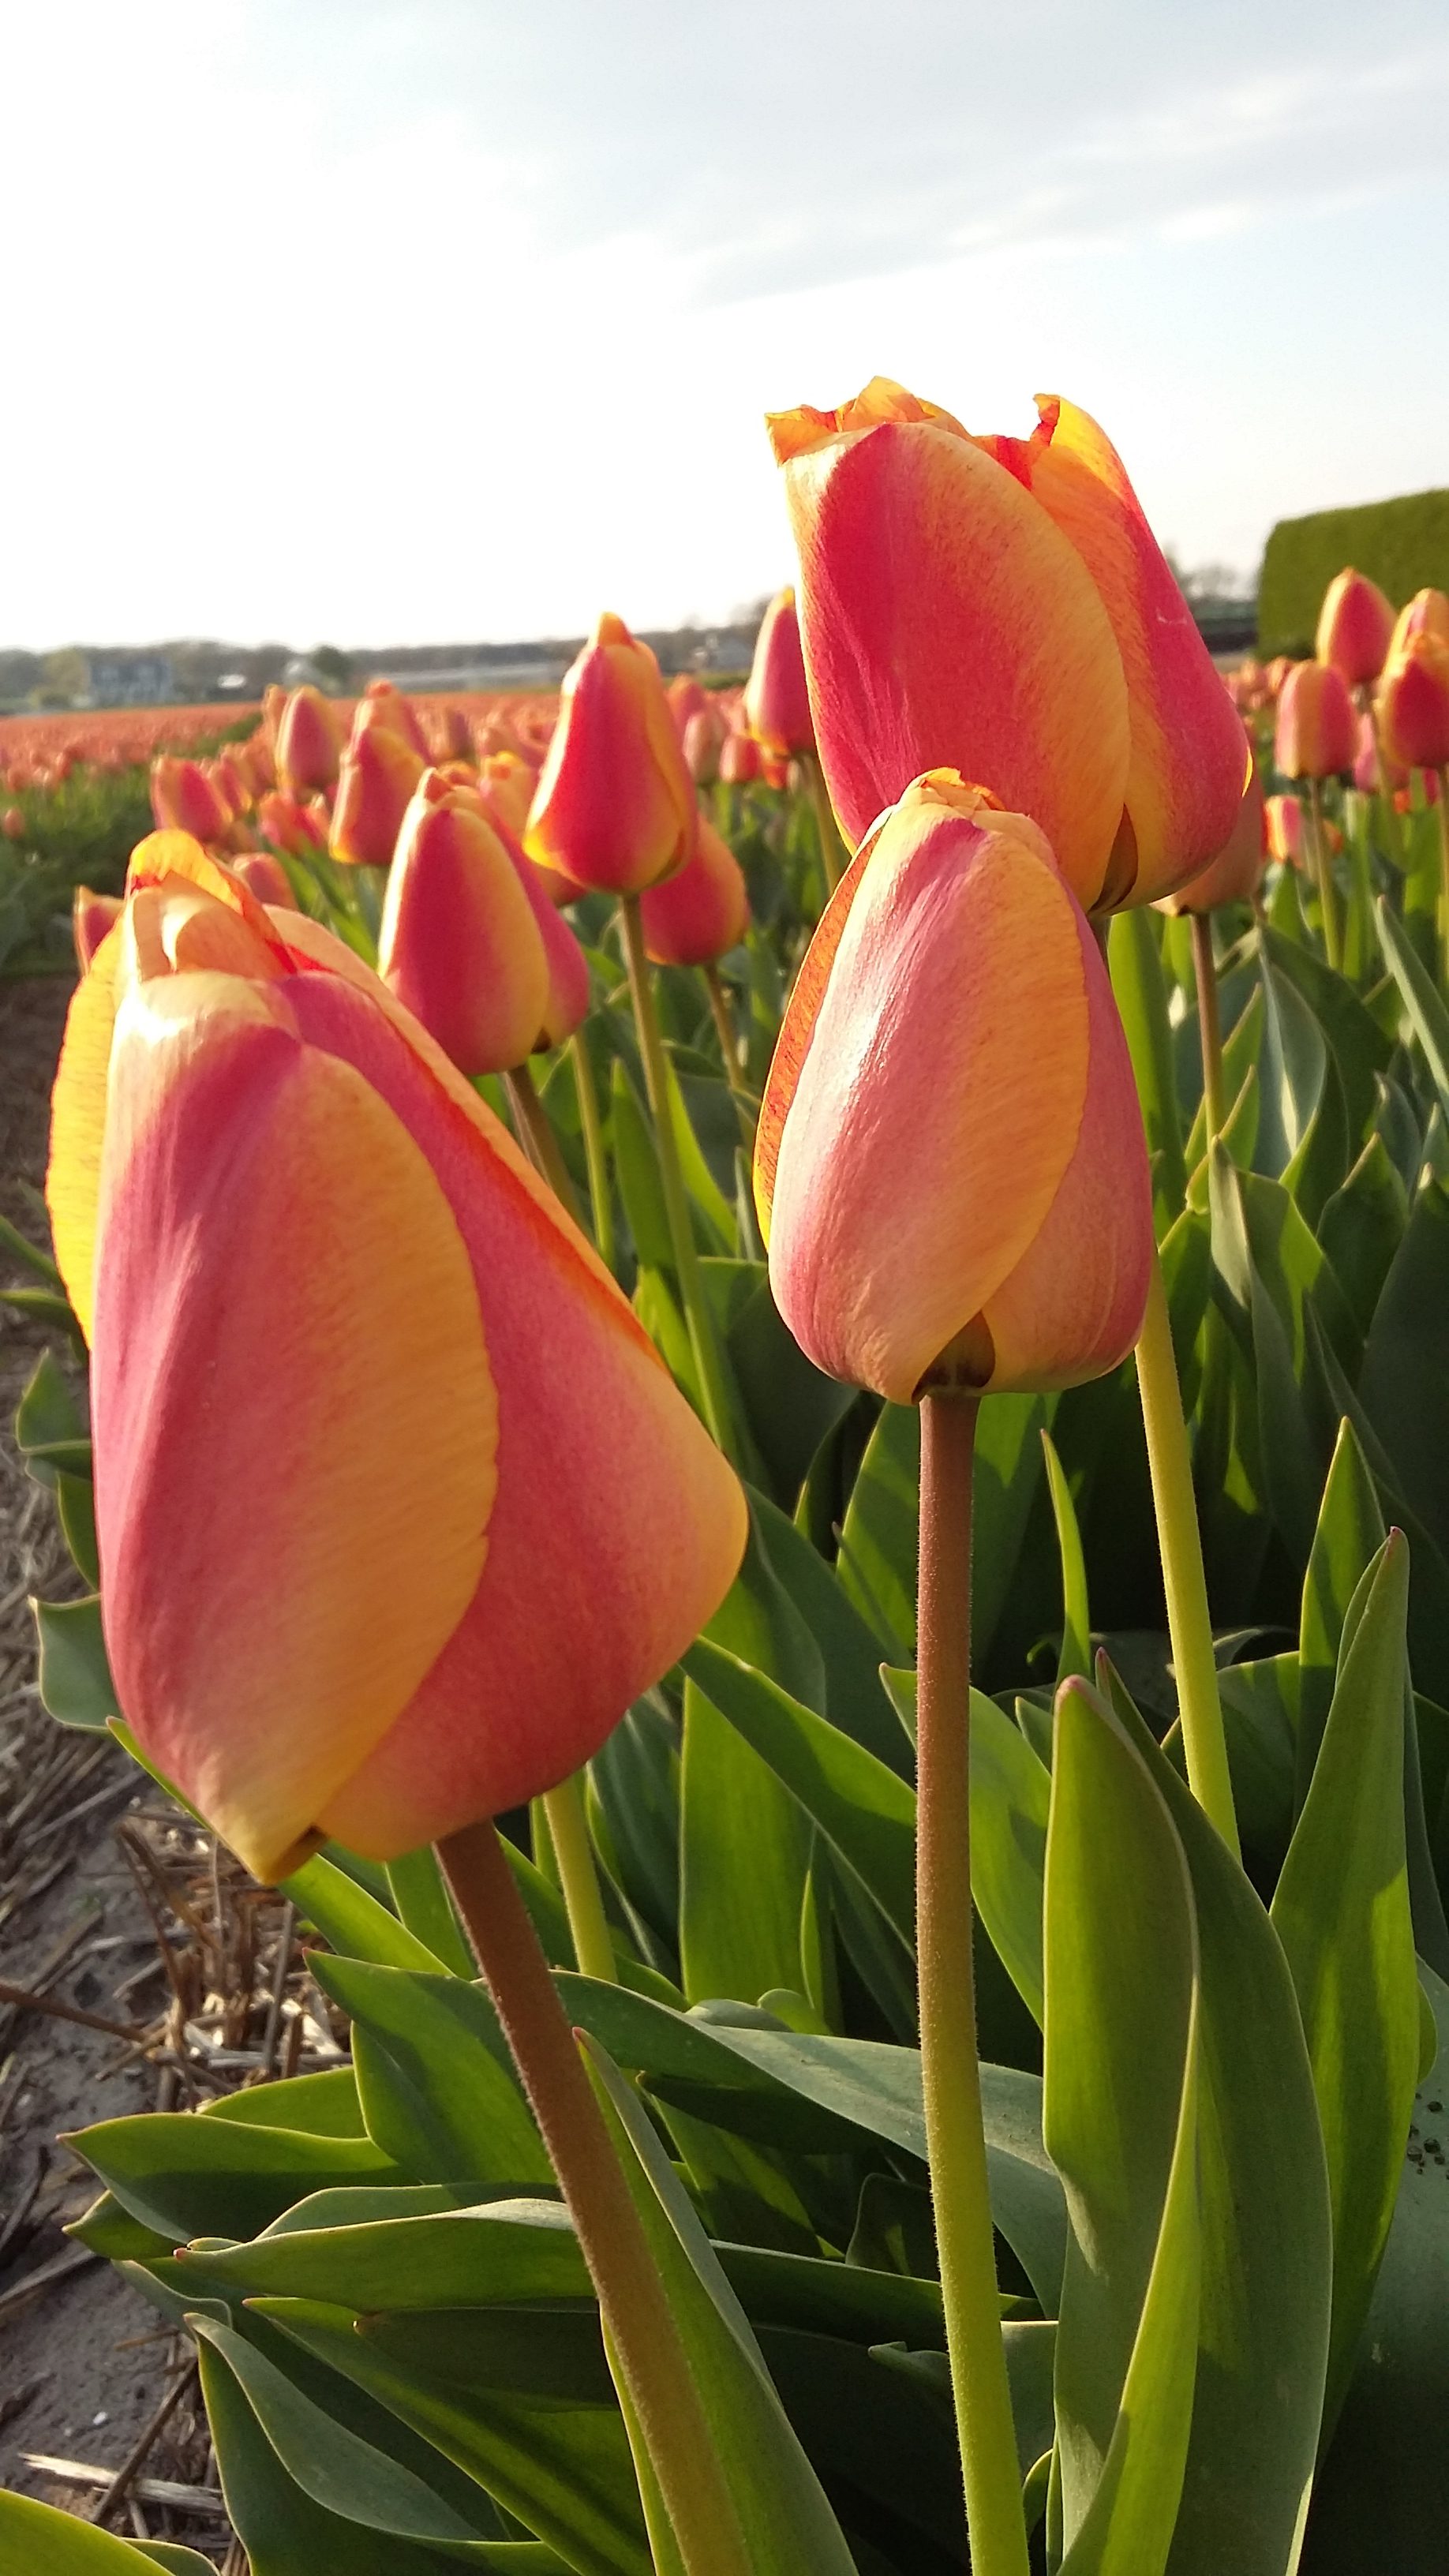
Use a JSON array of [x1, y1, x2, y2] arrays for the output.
[[331, 703, 428, 866], [526, 613, 695, 894], [1155, 769, 1266, 915], [1316, 568, 1395, 687], [1275, 661, 1356, 779], [1377, 631, 1449, 772], [149, 755, 231, 845], [46, 833, 745, 1883], [743, 586, 814, 758], [639, 812, 750, 968], [754, 772, 1151, 1404], [275, 685, 344, 797], [766, 379, 1246, 909]]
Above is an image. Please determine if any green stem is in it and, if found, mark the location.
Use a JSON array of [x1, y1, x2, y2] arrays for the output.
[[571, 1030, 616, 1270], [802, 748, 845, 897], [619, 893, 739, 1463], [437, 1824, 751, 2576], [1364, 689, 1404, 867], [703, 961, 748, 1099], [916, 1393, 1032, 2576], [1305, 778, 1342, 972], [1133, 1251, 1241, 1855], [504, 1062, 585, 1229], [1436, 768, 1449, 995], [542, 1772, 617, 1984], [1189, 912, 1226, 1142]]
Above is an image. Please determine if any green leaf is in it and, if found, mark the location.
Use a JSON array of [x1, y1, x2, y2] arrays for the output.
[[664, 1050, 735, 1251], [68, 2107, 399, 2242], [1046, 1683, 1201, 2574], [0, 1204, 62, 1284], [1297, 1417, 1386, 1805], [0, 2494, 204, 2573], [1357, 1178, 1449, 1563], [609, 1058, 673, 1271], [837, 1400, 919, 1659], [1110, 906, 1187, 1215], [201, 2066, 367, 2136], [1318, 1136, 1409, 1342], [308, 1959, 549, 2189], [387, 1848, 474, 1980], [882, 1668, 1050, 2029], [1271, 1534, 1421, 2428], [683, 1637, 915, 1944], [1376, 894, 1449, 1121], [1043, 1429, 1091, 1683], [747, 1491, 908, 1775], [284, 1852, 449, 1974], [679, 1677, 811, 2006], [33, 1593, 120, 1728], [723, 1279, 854, 1507], [173, 2195, 585, 2310], [13, 1343, 84, 1468], [56, 1469, 100, 1587], [1260, 923, 1391, 1143], [581, 2035, 861, 2575]]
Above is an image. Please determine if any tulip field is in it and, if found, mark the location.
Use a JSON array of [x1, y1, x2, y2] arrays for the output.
[[4, 378, 1449, 2576]]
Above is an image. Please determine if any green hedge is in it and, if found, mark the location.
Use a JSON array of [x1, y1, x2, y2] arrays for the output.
[[1257, 489, 1449, 657]]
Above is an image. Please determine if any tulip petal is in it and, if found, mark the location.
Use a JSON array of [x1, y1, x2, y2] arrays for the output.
[[47, 920, 126, 1342], [767, 802, 1091, 1402], [92, 980, 496, 1881], [754, 833, 876, 1245]]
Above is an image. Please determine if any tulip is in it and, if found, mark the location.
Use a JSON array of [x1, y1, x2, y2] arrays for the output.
[[331, 705, 428, 866], [718, 728, 762, 785], [230, 851, 299, 911], [743, 586, 814, 757], [73, 886, 122, 969], [754, 770, 1151, 1405], [525, 612, 695, 894], [1387, 588, 1449, 656], [260, 681, 287, 752], [683, 706, 725, 785], [46, 832, 745, 1882], [667, 673, 710, 737], [1316, 568, 1395, 686], [767, 378, 1246, 908], [1, 806, 23, 841], [478, 751, 536, 839], [1274, 661, 1356, 777], [1156, 769, 1266, 916], [1354, 711, 1406, 798], [359, 677, 432, 760], [275, 685, 343, 797], [639, 812, 750, 968], [1265, 657, 1294, 699], [434, 704, 477, 764], [379, 774, 588, 1073], [150, 755, 231, 843], [1377, 632, 1449, 772], [257, 789, 331, 858], [1265, 792, 1305, 869]]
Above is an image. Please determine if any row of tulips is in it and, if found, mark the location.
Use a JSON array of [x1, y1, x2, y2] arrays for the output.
[[7, 379, 1449, 2576]]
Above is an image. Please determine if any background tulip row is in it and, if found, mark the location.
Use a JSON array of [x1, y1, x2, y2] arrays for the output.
[[4, 391, 1449, 2576]]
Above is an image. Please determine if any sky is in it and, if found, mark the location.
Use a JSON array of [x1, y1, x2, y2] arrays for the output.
[[6, 0, 1447, 649]]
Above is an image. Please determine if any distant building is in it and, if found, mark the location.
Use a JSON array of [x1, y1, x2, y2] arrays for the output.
[[87, 652, 175, 706]]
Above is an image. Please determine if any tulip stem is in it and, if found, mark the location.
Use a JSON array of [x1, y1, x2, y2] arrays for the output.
[[802, 750, 845, 897], [1189, 913, 1226, 1142], [542, 1773, 618, 1984], [916, 1392, 1032, 2576], [1305, 780, 1342, 972], [1436, 767, 1449, 993], [504, 1063, 585, 1230], [570, 1032, 616, 1270], [1133, 1250, 1241, 1855], [437, 1821, 751, 2576], [703, 964, 748, 1099], [1364, 691, 1404, 867], [619, 894, 740, 1466]]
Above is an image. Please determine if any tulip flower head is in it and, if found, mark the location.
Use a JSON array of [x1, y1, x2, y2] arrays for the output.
[[1155, 772, 1266, 916], [755, 771, 1152, 1404], [1353, 712, 1406, 798], [767, 378, 1247, 909], [683, 705, 726, 785], [1274, 661, 1356, 780], [525, 612, 695, 894], [331, 700, 428, 866], [1388, 588, 1449, 657], [258, 789, 331, 859], [1265, 792, 1306, 870], [1316, 568, 1395, 687], [639, 812, 750, 968], [150, 756, 231, 844], [1376, 631, 1449, 773], [47, 832, 745, 1881], [668, 672, 710, 737], [230, 850, 299, 911], [719, 728, 762, 785], [73, 886, 123, 971], [275, 685, 343, 797], [380, 773, 588, 1073], [360, 677, 432, 760], [743, 586, 814, 758]]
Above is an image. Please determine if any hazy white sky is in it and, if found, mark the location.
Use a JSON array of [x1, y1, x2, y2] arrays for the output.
[[6, 0, 1447, 647]]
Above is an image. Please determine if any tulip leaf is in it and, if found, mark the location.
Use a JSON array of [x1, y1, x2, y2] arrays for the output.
[[1046, 1682, 1201, 2575], [663, 1053, 736, 1252], [882, 1667, 1049, 2029], [1271, 1533, 1421, 2429], [1357, 1178, 1449, 1563], [837, 1400, 919, 1659], [284, 1853, 450, 1975], [1260, 923, 1391, 1142], [387, 1848, 474, 1980], [1318, 1134, 1410, 1342], [257, 2294, 653, 2576], [201, 2066, 368, 2138], [678, 1676, 812, 2009], [33, 1590, 119, 1729], [1043, 1429, 1091, 1683], [0, 2495, 214, 2574], [608, 1058, 674, 1271], [1297, 1417, 1386, 1805], [68, 2107, 399, 2243], [1376, 895, 1449, 1121], [721, 1276, 855, 1507], [13, 1342, 85, 1477], [308, 1959, 549, 2191], [747, 1489, 908, 1774], [1109, 907, 1186, 1215]]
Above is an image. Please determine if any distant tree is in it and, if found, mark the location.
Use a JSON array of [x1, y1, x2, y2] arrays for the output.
[[38, 646, 90, 707], [311, 644, 354, 691]]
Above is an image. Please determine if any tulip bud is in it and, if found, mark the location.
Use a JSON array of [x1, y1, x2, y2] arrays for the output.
[[639, 813, 750, 966], [477, 707, 530, 763], [150, 756, 231, 843], [754, 770, 1151, 1403], [719, 728, 762, 785], [767, 378, 1246, 908], [1316, 567, 1395, 686], [260, 682, 287, 751], [1265, 657, 1294, 700], [1265, 793, 1305, 869], [683, 706, 725, 784], [1274, 661, 1356, 779], [230, 851, 299, 911], [1155, 773, 1266, 915], [46, 833, 744, 1880], [1353, 711, 1406, 797], [360, 678, 432, 761], [434, 705, 477, 764], [525, 612, 695, 893], [331, 705, 428, 866], [668, 673, 710, 737], [73, 886, 122, 969], [1, 806, 24, 841], [477, 751, 536, 839], [1376, 632, 1449, 772], [743, 586, 814, 757], [1387, 589, 1449, 657], [275, 685, 343, 797], [258, 789, 331, 858]]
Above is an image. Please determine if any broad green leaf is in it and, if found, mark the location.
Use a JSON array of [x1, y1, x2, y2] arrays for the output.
[[56, 1467, 100, 1586], [200, 2066, 366, 2137], [258, 2295, 652, 2576], [582, 2035, 861, 2575], [1110, 905, 1186, 1212], [1297, 1963, 1449, 2574], [1376, 894, 1449, 1120], [175, 2196, 583, 2310], [1357, 1178, 1449, 1563], [882, 1668, 1049, 2027], [1318, 1136, 1409, 1342], [1303, 1302, 1449, 1711], [388, 1848, 474, 1979], [837, 1400, 919, 1658], [722, 1278, 854, 1506], [68, 2106, 398, 2241], [284, 1852, 448, 1974], [33, 1593, 119, 1728], [13, 1343, 86, 1483], [664, 1050, 735, 1250], [748, 1491, 907, 1774], [1297, 1417, 1385, 1805], [0, 2494, 213, 2574], [974, 1391, 1053, 1668], [1043, 1429, 1091, 1682], [609, 1058, 673, 1271], [1271, 1535, 1421, 2428], [1046, 1683, 1200, 2575], [680, 1676, 811, 2005], [309, 1959, 549, 2188], [1260, 923, 1391, 1142], [684, 1637, 915, 1944]]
